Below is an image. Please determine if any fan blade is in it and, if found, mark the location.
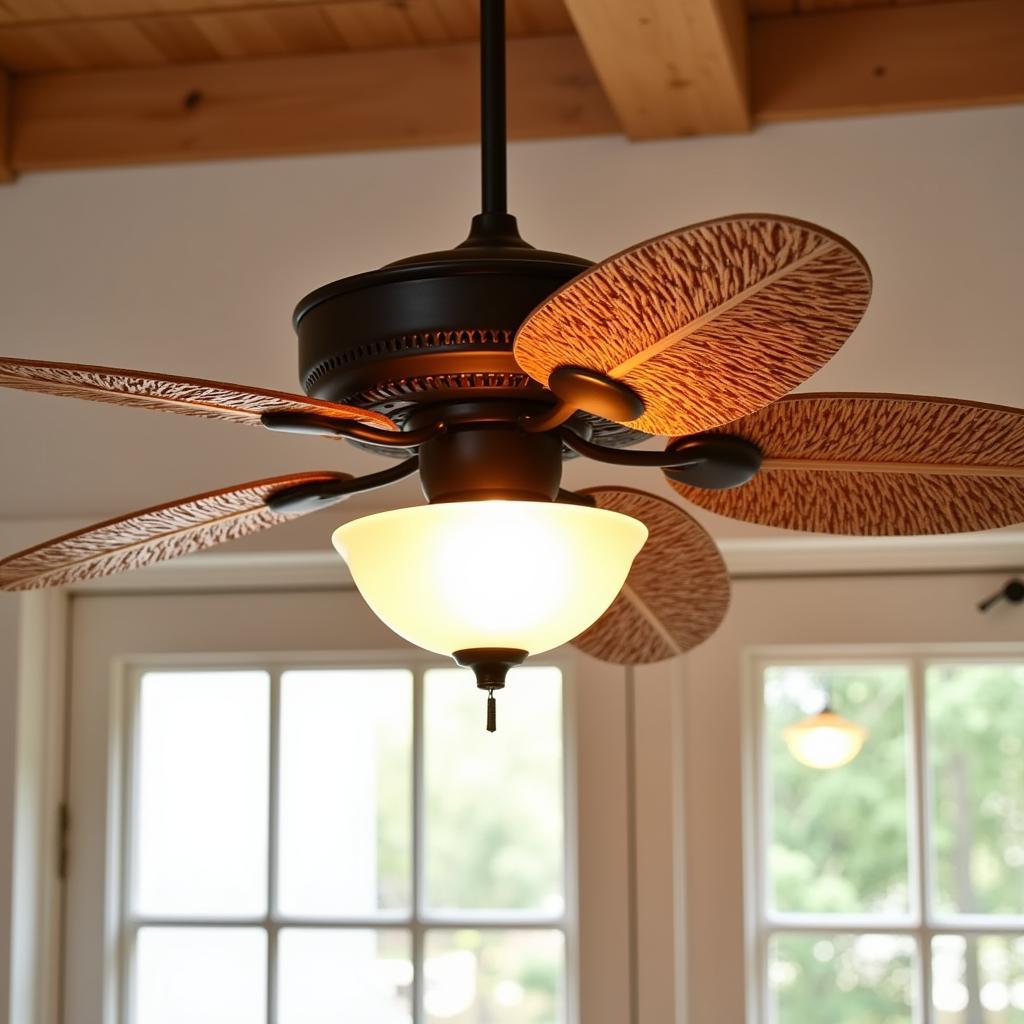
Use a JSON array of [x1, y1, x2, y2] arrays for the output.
[[570, 487, 730, 665], [0, 357, 395, 432], [514, 215, 870, 437], [666, 393, 1024, 536], [0, 472, 348, 591]]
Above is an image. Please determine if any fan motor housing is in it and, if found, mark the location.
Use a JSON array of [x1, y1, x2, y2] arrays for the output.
[[294, 217, 651, 452], [295, 248, 587, 415]]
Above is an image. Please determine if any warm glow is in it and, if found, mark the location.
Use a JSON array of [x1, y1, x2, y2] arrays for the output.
[[783, 710, 868, 770], [333, 500, 648, 657]]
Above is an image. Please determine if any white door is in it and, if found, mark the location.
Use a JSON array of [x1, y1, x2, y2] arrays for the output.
[[60, 584, 645, 1024]]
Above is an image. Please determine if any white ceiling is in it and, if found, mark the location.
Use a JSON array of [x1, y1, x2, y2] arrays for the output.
[[0, 104, 1022, 554]]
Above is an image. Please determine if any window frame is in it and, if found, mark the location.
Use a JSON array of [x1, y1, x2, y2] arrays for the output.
[[116, 648, 580, 1024], [745, 642, 1024, 1024], [57, 583, 655, 1024]]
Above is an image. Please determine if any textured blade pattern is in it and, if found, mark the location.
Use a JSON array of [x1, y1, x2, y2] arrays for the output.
[[571, 487, 730, 664], [0, 357, 395, 431], [514, 215, 871, 437], [0, 472, 344, 590], [668, 394, 1024, 535]]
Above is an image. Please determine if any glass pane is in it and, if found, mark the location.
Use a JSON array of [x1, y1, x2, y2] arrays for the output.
[[278, 669, 412, 916], [424, 666, 563, 912], [932, 934, 1024, 1023], [278, 928, 412, 1023], [764, 664, 910, 915], [135, 671, 269, 916], [135, 927, 266, 1024], [424, 929, 564, 1024], [927, 662, 1024, 916], [768, 933, 915, 1024]]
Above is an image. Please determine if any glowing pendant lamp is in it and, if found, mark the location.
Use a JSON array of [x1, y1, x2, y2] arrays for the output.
[[334, 500, 645, 658], [335, 500, 647, 724], [783, 706, 868, 770]]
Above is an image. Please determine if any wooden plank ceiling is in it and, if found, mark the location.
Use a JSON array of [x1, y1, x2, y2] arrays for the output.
[[0, 0, 1021, 179]]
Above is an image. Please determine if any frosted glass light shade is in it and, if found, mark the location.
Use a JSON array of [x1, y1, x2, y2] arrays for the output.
[[783, 710, 867, 770], [333, 500, 648, 657]]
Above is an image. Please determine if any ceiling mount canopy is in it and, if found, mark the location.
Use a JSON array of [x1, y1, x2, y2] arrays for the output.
[[1, 0, 1021, 731]]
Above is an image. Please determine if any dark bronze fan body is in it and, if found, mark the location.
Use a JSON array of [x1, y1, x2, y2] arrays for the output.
[[295, 214, 588, 414], [292, 209, 654, 463]]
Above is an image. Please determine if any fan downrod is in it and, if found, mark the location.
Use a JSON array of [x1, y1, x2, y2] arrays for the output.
[[287, 0, 646, 455], [290, 0, 587, 419]]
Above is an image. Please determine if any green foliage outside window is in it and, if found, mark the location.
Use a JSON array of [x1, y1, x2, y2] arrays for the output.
[[764, 661, 1024, 1024]]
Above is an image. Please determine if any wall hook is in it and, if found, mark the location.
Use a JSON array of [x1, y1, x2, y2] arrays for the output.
[[978, 578, 1024, 613]]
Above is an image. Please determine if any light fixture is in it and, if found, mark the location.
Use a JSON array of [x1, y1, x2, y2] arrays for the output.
[[334, 498, 647, 728], [783, 706, 868, 770], [3, 0, 1023, 748]]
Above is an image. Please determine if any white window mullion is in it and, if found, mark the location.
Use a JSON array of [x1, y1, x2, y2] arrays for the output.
[[120, 921, 139, 1024], [119, 668, 144, 1024], [907, 657, 933, 1024], [127, 914, 416, 929], [758, 658, 772, 1024], [765, 916, 919, 934], [266, 668, 282, 1024], [265, 921, 279, 1024], [417, 915, 567, 929], [752, 654, 775, 1024], [561, 662, 580, 1024], [759, 929, 772, 1024], [928, 914, 1024, 933], [411, 666, 426, 1024]]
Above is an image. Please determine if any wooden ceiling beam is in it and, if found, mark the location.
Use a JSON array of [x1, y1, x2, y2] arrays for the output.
[[8, 33, 617, 172], [561, 0, 750, 138], [752, 0, 1024, 122], [0, 1, 568, 75], [3, 0, 1022, 176], [0, 0, 331, 24]]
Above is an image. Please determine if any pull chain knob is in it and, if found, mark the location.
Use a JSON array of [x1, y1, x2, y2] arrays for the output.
[[452, 647, 527, 733]]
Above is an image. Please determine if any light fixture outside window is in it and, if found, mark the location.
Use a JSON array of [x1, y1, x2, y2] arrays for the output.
[[783, 708, 868, 770], [334, 499, 648, 658]]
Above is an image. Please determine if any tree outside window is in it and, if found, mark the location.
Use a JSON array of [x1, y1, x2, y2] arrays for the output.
[[756, 656, 1024, 1024]]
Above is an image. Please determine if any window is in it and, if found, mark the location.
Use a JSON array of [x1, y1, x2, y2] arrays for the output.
[[751, 654, 1024, 1023], [122, 659, 570, 1024]]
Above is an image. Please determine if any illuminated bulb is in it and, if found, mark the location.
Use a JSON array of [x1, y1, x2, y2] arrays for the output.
[[333, 500, 648, 658], [783, 709, 867, 770]]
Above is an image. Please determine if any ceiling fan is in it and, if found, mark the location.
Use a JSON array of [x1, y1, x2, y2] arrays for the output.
[[2, 1, 1022, 731]]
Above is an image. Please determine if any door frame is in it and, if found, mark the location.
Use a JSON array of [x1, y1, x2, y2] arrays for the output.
[[49, 565, 680, 1024]]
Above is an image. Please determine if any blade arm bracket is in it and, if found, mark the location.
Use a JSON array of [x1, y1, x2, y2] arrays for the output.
[[662, 435, 763, 490], [520, 367, 646, 433], [265, 456, 420, 514], [562, 429, 763, 490], [261, 411, 445, 448], [559, 429, 707, 468]]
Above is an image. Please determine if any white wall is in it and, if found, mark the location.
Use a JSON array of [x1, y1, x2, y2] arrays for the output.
[[0, 101, 1022, 1021], [0, 104, 1022, 527]]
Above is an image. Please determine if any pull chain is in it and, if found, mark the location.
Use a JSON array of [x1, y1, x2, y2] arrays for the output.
[[486, 689, 498, 733]]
